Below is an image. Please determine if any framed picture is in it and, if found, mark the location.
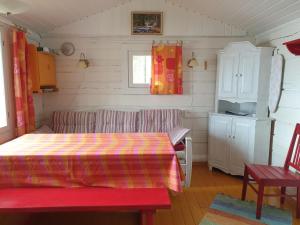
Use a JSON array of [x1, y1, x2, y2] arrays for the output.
[[131, 12, 163, 35]]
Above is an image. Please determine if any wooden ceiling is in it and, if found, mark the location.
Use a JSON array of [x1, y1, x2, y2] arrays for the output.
[[2, 0, 300, 35]]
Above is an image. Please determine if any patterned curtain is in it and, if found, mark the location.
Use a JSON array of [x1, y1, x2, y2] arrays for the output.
[[150, 44, 183, 95], [12, 30, 35, 136]]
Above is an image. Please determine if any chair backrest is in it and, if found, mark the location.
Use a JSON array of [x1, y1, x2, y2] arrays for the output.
[[284, 123, 300, 171]]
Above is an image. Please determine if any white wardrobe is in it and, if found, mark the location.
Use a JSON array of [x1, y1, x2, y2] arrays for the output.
[[208, 42, 273, 176]]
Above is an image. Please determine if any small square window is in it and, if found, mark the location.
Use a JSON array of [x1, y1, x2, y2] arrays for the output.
[[129, 51, 151, 88]]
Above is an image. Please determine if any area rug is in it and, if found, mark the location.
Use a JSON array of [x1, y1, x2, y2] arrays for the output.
[[199, 194, 292, 225]]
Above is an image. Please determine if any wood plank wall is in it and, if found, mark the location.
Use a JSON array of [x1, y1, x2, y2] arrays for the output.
[[35, 0, 251, 161], [38, 37, 250, 161], [256, 19, 300, 166]]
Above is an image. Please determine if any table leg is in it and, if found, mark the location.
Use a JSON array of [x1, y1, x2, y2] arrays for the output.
[[140, 210, 155, 225]]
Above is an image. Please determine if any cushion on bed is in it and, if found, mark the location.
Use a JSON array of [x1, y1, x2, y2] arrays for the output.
[[138, 109, 183, 132], [51, 109, 185, 135], [118, 111, 139, 132], [138, 109, 163, 132], [161, 109, 183, 132], [95, 110, 138, 133], [168, 126, 191, 145], [52, 111, 95, 133], [52, 111, 75, 133], [73, 112, 95, 133]]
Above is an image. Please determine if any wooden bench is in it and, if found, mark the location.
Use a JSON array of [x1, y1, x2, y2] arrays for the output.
[[0, 187, 171, 225]]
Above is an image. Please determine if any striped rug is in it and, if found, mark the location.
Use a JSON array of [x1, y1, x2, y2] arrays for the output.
[[199, 194, 292, 225]]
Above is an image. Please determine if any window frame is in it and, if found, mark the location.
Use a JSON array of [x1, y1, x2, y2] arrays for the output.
[[128, 50, 152, 88], [0, 28, 10, 134]]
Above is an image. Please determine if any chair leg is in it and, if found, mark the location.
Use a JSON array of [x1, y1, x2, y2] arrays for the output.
[[256, 184, 264, 219], [241, 166, 249, 201], [280, 187, 286, 205], [297, 187, 300, 218]]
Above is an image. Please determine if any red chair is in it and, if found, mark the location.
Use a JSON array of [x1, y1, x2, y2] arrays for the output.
[[241, 123, 300, 219]]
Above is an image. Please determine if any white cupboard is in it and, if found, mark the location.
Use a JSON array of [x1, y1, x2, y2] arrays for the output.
[[216, 42, 273, 118], [208, 113, 270, 176], [209, 42, 273, 176]]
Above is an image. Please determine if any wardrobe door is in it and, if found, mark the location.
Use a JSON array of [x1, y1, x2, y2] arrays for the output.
[[237, 51, 260, 101], [208, 115, 232, 172], [229, 118, 255, 175], [218, 53, 239, 99]]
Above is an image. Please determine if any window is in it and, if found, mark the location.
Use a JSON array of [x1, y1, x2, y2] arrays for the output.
[[0, 33, 7, 130], [129, 51, 152, 88]]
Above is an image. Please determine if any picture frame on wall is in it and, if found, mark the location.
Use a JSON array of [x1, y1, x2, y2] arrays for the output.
[[131, 12, 163, 35]]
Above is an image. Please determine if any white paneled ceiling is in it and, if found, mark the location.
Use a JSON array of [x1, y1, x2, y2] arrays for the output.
[[169, 0, 300, 35], [2, 0, 300, 35], [1, 0, 131, 33]]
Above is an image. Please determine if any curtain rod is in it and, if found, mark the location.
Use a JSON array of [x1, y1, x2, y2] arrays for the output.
[[0, 16, 41, 39], [152, 40, 183, 45]]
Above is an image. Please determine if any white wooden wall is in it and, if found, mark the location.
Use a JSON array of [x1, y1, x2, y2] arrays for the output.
[[41, 36, 251, 162], [256, 19, 300, 166], [38, 0, 252, 161]]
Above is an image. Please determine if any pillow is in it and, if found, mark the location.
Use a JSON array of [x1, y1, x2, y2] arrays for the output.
[[168, 127, 191, 146], [33, 125, 54, 134]]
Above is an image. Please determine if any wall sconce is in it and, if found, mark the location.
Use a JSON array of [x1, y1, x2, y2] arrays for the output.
[[78, 52, 90, 69], [187, 52, 199, 68]]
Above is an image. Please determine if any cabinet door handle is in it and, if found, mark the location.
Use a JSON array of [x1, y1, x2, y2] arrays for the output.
[[232, 136, 235, 139], [239, 74, 242, 77], [228, 135, 231, 138]]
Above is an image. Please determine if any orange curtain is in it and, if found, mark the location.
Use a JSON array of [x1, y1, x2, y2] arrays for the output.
[[150, 44, 183, 95], [12, 30, 35, 136]]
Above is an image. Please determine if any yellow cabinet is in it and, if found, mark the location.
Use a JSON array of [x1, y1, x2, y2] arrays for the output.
[[28, 44, 57, 92]]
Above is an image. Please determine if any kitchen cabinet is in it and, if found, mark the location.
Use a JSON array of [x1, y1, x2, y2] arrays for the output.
[[28, 44, 56, 92], [217, 42, 271, 103], [208, 113, 270, 176]]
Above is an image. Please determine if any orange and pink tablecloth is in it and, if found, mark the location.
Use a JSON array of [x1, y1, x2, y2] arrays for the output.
[[0, 133, 182, 192]]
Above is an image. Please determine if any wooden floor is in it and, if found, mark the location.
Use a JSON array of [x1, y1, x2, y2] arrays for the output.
[[1, 163, 299, 225]]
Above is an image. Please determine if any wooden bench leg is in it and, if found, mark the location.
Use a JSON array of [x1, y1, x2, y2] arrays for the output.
[[140, 210, 155, 225]]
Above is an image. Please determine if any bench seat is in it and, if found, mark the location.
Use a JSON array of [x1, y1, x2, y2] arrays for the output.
[[0, 187, 171, 225]]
